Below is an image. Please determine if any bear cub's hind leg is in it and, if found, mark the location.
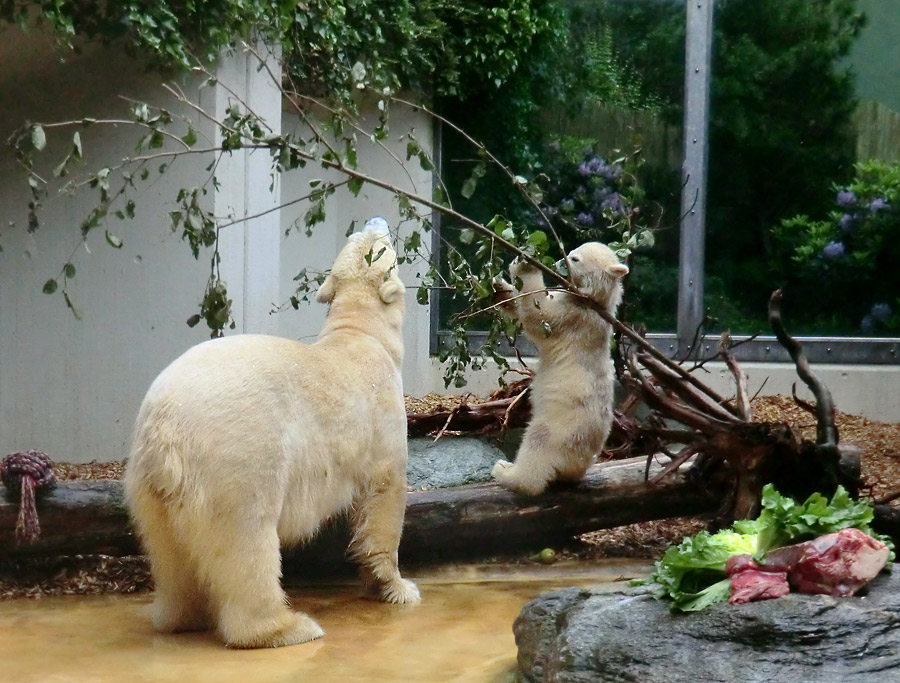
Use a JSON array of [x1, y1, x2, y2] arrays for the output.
[[491, 422, 559, 495]]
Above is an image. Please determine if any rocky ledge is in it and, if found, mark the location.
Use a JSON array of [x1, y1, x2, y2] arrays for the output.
[[515, 571, 900, 682]]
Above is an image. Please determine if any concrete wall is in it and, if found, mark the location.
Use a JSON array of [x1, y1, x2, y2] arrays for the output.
[[0, 32, 215, 465], [0, 30, 433, 463]]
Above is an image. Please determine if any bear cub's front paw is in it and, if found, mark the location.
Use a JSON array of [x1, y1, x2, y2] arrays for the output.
[[491, 459, 514, 481]]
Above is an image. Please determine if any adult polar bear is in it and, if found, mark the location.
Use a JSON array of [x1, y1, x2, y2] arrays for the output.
[[492, 242, 629, 495], [124, 219, 419, 649]]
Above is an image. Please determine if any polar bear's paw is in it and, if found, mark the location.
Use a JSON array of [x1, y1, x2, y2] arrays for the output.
[[379, 577, 421, 605], [225, 611, 324, 649]]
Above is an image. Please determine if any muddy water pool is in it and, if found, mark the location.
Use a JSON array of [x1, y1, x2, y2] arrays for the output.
[[0, 559, 650, 683]]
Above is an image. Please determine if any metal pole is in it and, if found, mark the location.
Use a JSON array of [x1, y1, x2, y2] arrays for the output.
[[678, 0, 714, 356]]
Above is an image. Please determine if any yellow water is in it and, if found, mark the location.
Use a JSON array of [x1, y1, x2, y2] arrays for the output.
[[0, 560, 649, 683]]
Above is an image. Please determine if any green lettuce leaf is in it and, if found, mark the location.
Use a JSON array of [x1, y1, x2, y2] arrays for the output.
[[649, 529, 757, 612]]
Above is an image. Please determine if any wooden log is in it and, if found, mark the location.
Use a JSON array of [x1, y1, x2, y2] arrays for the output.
[[0, 481, 139, 558], [1, 457, 717, 565]]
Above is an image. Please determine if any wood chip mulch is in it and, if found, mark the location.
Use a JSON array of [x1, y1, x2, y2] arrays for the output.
[[3, 393, 899, 597]]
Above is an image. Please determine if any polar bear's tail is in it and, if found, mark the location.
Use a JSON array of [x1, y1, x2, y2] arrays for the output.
[[124, 401, 193, 506]]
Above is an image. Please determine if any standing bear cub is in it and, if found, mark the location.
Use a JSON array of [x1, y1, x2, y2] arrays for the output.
[[124, 220, 419, 649], [491, 242, 629, 495]]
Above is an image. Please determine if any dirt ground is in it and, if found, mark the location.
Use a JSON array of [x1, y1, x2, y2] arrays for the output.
[[3, 394, 899, 599]]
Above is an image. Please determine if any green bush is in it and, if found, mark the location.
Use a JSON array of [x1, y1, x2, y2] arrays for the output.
[[772, 160, 900, 335]]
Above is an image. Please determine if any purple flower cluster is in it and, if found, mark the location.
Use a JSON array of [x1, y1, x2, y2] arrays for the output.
[[539, 140, 635, 242], [577, 156, 623, 182], [861, 304, 893, 335], [601, 192, 624, 215], [822, 240, 845, 259], [576, 212, 594, 227], [836, 189, 857, 207], [869, 197, 890, 212], [871, 302, 892, 322], [838, 213, 855, 232]]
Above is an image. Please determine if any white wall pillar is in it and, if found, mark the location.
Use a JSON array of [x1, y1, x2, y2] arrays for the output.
[[211, 39, 283, 335]]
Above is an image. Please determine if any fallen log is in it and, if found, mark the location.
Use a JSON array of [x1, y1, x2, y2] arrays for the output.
[[1, 457, 717, 567]]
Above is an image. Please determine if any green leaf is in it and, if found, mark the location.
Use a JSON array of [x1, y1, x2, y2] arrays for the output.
[[105, 230, 124, 249], [181, 127, 197, 147], [752, 484, 891, 558], [42, 279, 58, 294], [53, 156, 71, 178], [527, 230, 548, 250], [461, 177, 477, 199], [348, 176, 364, 197], [459, 228, 475, 245], [72, 131, 83, 159], [31, 125, 46, 152], [64, 262, 76, 279], [351, 61, 366, 85]]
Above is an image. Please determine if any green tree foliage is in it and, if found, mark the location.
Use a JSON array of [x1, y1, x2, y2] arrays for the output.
[[772, 160, 900, 335], [1, 0, 554, 106], [708, 0, 865, 322]]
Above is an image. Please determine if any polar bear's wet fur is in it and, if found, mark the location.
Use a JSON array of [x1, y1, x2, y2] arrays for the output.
[[124, 225, 419, 649], [491, 242, 629, 495]]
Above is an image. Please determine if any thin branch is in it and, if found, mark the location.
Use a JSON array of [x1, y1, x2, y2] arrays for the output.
[[719, 331, 752, 421], [650, 443, 702, 485], [637, 352, 741, 424], [768, 289, 838, 447], [216, 179, 351, 231]]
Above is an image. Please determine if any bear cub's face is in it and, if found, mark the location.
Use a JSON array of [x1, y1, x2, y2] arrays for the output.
[[565, 242, 629, 303]]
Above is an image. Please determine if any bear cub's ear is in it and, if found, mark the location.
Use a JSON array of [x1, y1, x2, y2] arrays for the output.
[[608, 263, 629, 278], [316, 275, 337, 304], [379, 279, 404, 304]]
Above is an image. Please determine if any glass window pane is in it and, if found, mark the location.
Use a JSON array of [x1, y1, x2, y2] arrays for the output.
[[436, 0, 687, 348], [705, 0, 899, 338]]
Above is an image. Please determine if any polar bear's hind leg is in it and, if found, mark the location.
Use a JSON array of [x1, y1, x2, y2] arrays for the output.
[[131, 492, 211, 633], [186, 508, 324, 648], [350, 471, 421, 605]]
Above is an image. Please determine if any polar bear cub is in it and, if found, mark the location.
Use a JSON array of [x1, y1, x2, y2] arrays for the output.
[[491, 242, 629, 495], [124, 220, 419, 649]]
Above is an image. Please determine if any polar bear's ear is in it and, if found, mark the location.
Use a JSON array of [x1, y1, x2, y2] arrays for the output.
[[379, 279, 404, 304], [316, 275, 337, 304], [608, 263, 629, 278]]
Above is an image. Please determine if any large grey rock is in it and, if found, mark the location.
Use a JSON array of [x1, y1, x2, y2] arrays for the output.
[[515, 572, 900, 682], [406, 437, 503, 489]]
